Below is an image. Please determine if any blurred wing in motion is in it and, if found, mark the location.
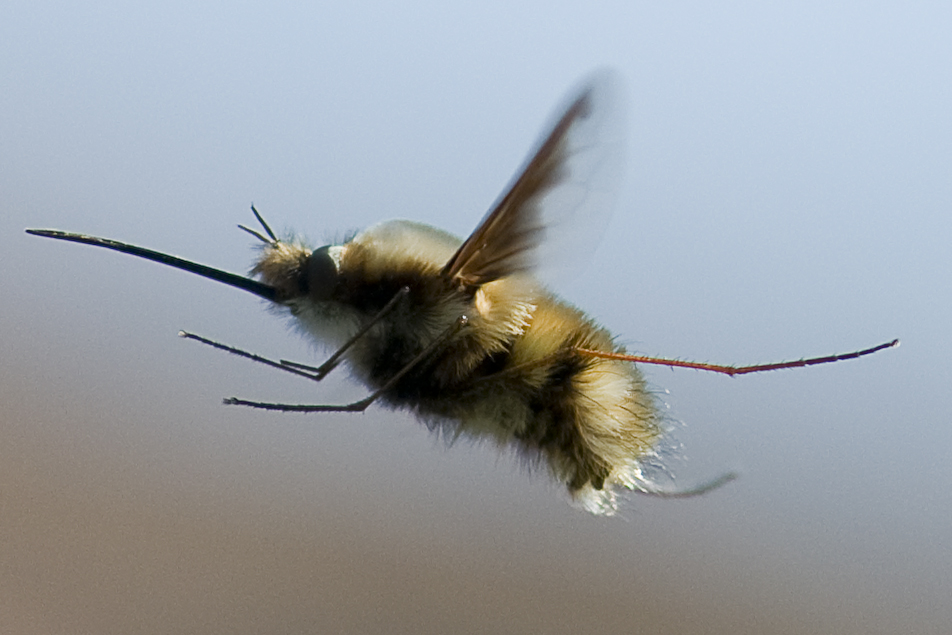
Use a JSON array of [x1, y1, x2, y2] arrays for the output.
[[442, 70, 625, 288]]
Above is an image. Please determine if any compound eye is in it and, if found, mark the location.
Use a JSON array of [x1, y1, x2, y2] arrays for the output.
[[305, 245, 339, 301]]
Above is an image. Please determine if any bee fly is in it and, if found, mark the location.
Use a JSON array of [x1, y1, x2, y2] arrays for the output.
[[27, 72, 897, 514]]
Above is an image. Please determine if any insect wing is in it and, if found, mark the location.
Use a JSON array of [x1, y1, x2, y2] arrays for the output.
[[442, 69, 625, 288]]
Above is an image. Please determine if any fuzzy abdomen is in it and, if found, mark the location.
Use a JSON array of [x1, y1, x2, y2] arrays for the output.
[[371, 289, 662, 514]]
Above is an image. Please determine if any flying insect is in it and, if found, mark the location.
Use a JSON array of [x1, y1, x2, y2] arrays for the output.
[[27, 72, 897, 514]]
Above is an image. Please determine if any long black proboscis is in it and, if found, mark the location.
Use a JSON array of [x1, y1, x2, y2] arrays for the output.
[[25, 229, 278, 302]]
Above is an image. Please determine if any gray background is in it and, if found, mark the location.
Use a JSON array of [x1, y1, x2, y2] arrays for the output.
[[2, 2, 949, 633]]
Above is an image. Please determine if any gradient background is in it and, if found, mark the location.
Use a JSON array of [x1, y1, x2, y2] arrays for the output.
[[2, 2, 949, 633]]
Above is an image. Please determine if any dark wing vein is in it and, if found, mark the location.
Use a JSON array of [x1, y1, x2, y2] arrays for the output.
[[441, 85, 598, 287]]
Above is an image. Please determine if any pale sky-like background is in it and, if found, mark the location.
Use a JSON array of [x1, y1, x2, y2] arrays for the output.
[[2, 2, 950, 633]]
